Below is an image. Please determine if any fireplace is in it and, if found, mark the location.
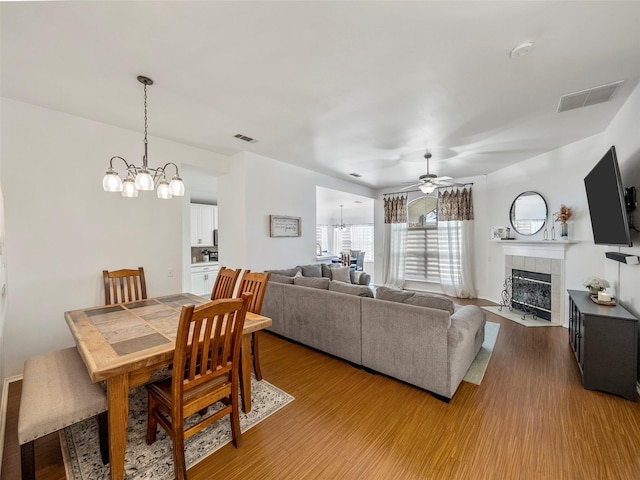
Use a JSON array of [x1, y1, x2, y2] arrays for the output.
[[510, 269, 552, 320], [498, 241, 569, 325]]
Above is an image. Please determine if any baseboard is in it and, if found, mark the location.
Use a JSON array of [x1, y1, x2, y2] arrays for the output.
[[0, 374, 23, 478]]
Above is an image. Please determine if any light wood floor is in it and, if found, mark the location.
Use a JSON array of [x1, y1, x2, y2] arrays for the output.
[[3, 301, 640, 479]]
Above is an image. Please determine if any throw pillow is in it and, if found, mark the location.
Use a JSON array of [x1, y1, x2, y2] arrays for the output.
[[405, 292, 455, 315], [299, 264, 322, 278], [266, 267, 301, 277], [293, 276, 330, 289], [330, 266, 352, 284], [375, 286, 415, 303], [269, 273, 295, 284], [328, 281, 374, 297], [294, 270, 303, 278]]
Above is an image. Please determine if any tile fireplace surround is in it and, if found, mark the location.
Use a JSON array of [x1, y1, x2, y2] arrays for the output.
[[499, 241, 570, 325]]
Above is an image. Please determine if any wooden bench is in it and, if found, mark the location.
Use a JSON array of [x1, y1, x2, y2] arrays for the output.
[[17, 347, 109, 480]]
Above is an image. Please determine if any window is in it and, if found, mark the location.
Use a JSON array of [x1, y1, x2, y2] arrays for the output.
[[349, 224, 374, 261], [316, 225, 329, 254], [324, 224, 374, 262], [405, 196, 440, 282]]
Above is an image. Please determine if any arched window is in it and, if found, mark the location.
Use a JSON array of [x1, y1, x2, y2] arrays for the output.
[[406, 196, 440, 282]]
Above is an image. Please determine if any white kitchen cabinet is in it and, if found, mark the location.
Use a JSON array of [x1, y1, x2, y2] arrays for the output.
[[190, 263, 220, 296], [190, 204, 216, 246]]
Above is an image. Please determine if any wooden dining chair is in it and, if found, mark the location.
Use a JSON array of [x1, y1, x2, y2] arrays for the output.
[[145, 294, 252, 480], [236, 271, 271, 381], [102, 267, 147, 305], [210, 266, 241, 300]]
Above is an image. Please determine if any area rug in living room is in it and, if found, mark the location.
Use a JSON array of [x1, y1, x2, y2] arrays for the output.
[[463, 321, 500, 385], [59, 377, 294, 480]]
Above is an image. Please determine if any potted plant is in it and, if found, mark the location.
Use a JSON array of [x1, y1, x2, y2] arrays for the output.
[[554, 204, 572, 238], [583, 277, 610, 295]]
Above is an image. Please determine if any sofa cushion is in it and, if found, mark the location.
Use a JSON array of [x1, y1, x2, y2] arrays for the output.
[[405, 292, 455, 315], [329, 281, 374, 297], [350, 270, 362, 284], [356, 272, 371, 286], [266, 267, 301, 277], [269, 273, 295, 284], [293, 276, 330, 289], [375, 286, 415, 303], [321, 264, 332, 278], [330, 266, 352, 284], [298, 264, 322, 278]]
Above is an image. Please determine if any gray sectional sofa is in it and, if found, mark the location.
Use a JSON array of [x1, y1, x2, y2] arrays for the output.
[[262, 267, 486, 400]]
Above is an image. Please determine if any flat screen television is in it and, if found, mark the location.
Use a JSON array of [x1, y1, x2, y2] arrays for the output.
[[584, 145, 632, 246]]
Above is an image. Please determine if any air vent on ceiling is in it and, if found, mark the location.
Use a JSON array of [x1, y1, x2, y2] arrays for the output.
[[233, 133, 258, 143], [557, 80, 624, 113], [349, 173, 362, 178]]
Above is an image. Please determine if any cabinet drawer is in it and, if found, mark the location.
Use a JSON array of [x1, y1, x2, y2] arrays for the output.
[[191, 264, 219, 275]]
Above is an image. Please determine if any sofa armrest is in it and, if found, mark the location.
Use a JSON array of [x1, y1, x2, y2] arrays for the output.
[[361, 298, 451, 397], [447, 305, 487, 396]]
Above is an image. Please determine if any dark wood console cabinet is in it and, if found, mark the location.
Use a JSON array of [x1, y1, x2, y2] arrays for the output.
[[568, 290, 638, 401]]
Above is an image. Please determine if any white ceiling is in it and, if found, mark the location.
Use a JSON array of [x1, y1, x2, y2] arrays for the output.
[[3, 1, 640, 189]]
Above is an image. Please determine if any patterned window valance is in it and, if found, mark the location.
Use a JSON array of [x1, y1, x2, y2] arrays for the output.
[[437, 187, 473, 221], [383, 194, 408, 223]]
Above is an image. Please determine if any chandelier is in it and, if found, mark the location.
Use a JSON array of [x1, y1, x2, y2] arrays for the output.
[[102, 75, 185, 199], [334, 205, 346, 231]]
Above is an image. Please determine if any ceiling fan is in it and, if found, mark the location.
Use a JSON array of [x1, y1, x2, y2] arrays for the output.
[[401, 152, 460, 193]]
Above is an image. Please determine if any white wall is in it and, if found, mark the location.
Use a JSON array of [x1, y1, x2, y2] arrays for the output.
[[0, 99, 376, 379], [220, 152, 376, 272], [484, 82, 640, 314], [0, 99, 230, 377], [373, 83, 640, 318]]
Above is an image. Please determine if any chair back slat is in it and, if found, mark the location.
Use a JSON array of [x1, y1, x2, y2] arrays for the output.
[[103, 267, 147, 305], [174, 294, 251, 395], [236, 271, 271, 314], [210, 267, 241, 300]]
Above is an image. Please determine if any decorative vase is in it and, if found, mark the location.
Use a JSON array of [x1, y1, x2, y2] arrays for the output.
[[561, 222, 568, 238], [589, 287, 601, 295]]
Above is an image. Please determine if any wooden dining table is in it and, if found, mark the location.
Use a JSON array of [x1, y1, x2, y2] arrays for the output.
[[65, 292, 272, 480]]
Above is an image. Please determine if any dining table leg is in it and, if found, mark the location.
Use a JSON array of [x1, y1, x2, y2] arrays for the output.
[[107, 373, 130, 480], [240, 334, 252, 413]]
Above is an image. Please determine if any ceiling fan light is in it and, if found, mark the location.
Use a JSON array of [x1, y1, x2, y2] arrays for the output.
[[419, 183, 437, 194]]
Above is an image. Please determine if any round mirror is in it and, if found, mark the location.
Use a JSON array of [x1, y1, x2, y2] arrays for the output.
[[509, 191, 547, 236]]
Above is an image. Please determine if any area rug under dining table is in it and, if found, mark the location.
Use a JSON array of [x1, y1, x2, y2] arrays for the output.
[[60, 377, 293, 480]]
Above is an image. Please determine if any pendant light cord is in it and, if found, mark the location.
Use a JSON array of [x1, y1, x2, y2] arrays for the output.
[[143, 82, 149, 167]]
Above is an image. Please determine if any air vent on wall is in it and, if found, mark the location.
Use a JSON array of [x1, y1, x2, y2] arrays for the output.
[[557, 80, 624, 112], [233, 133, 258, 143]]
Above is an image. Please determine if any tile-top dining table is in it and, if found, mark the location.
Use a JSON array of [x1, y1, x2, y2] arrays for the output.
[[65, 292, 272, 480]]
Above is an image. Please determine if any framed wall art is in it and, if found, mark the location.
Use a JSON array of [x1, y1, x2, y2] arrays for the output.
[[270, 215, 301, 237], [491, 226, 508, 240]]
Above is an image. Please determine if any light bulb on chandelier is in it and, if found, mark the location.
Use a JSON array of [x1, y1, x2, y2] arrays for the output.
[[102, 75, 185, 200]]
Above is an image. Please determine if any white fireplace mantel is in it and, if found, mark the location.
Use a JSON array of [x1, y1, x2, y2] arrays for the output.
[[493, 239, 577, 260]]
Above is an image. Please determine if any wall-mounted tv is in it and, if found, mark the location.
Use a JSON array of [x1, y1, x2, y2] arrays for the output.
[[584, 145, 632, 246]]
